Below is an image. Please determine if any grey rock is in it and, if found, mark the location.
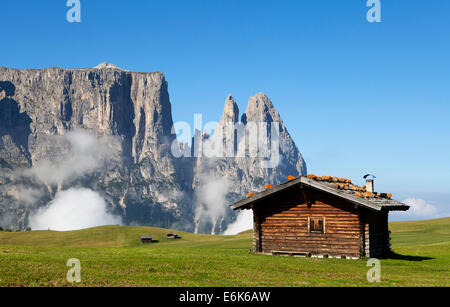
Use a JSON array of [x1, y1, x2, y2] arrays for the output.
[[191, 93, 307, 234], [0, 64, 306, 233]]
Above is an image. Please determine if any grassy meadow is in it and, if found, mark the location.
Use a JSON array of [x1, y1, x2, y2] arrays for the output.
[[0, 218, 449, 287]]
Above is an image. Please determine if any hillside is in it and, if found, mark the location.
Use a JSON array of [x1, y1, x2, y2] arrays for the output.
[[0, 218, 448, 286], [0, 225, 253, 249], [389, 217, 450, 246]]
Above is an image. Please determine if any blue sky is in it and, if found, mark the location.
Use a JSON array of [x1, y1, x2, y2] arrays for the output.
[[1, 0, 449, 220]]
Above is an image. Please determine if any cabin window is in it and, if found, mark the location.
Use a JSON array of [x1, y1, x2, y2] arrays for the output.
[[308, 217, 325, 234]]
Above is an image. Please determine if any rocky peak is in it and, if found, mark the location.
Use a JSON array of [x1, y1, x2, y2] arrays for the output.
[[243, 93, 282, 124], [93, 62, 124, 70], [219, 94, 240, 125]]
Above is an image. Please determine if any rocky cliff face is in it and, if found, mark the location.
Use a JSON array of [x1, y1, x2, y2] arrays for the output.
[[0, 64, 306, 233], [191, 94, 307, 234]]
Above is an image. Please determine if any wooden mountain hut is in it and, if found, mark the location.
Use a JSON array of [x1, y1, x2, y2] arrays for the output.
[[231, 175, 409, 259], [166, 233, 181, 239], [140, 236, 154, 244]]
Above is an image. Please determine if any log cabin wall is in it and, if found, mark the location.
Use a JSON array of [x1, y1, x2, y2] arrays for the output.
[[253, 206, 262, 252], [362, 209, 390, 258], [253, 185, 363, 258]]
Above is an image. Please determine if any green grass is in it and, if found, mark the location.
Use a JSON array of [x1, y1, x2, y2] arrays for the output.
[[0, 218, 449, 287]]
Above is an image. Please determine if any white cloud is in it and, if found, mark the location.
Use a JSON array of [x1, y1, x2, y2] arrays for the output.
[[18, 188, 45, 207], [22, 130, 116, 185], [223, 209, 253, 235], [401, 198, 438, 217], [29, 188, 122, 231], [194, 176, 230, 234]]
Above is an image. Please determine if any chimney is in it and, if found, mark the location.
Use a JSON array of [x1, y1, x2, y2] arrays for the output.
[[364, 174, 376, 193]]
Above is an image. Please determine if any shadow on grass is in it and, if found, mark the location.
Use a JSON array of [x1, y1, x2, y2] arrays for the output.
[[385, 251, 434, 262]]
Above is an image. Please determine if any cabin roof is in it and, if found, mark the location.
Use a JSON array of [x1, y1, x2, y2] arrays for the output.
[[230, 176, 410, 212]]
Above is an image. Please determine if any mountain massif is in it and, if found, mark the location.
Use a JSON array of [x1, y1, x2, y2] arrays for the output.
[[0, 64, 306, 233]]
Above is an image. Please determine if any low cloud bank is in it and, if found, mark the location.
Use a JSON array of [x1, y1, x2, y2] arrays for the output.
[[29, 188, 122, 231], [401, 198, 437, 217], [390, 197, 442, 221], [223, 210, 253, 235], [23, 130, 123, 231], [194, 176, 230, 234], [23, 130, 114, 185], [18, 188, 45, 207]]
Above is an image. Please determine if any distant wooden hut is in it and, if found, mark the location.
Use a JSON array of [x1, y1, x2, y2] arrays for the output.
[[166, 233, 181, 239], [231, 175, 409, 259], [140, 236, 154, 243]]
